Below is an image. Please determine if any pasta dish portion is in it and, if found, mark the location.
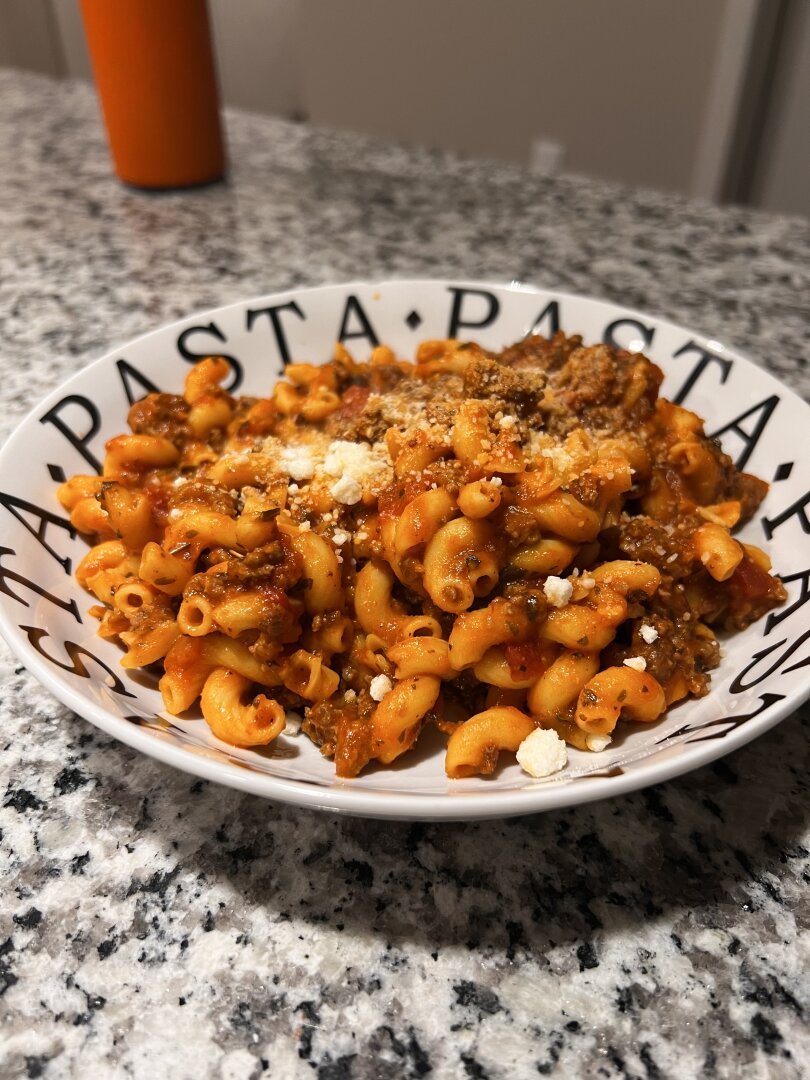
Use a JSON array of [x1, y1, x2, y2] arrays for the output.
[[59, 333, 786, 779]]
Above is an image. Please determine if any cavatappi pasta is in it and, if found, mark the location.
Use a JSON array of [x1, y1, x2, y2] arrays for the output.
[[60, 334, 786, 778]]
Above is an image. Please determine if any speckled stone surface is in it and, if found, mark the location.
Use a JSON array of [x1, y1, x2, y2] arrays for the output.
[[0, 71, 808, 1079]]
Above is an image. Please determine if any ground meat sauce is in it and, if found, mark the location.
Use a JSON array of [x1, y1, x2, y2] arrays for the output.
[[77, 333, 786, 777], [301, 333, 784, 770]]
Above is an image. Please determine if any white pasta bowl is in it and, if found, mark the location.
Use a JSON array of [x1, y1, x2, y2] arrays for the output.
[[1, 279, 809, 820]]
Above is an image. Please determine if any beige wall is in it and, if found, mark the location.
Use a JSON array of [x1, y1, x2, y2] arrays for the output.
[[749, 0, 810, 217], [0, 0, 65, 74], [50, 0, 92, 80], [301, 0, 727, 194], [210, 0, 303, 119]]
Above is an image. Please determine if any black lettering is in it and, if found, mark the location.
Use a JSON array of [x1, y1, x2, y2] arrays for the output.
[[337, 295, 380, 348], [39, 395, 102, 474], [783, 652, 810, 675], [761, 488, 810, 540], [708, 395, 779, 471], [669, 692, 786, 743], [0, 493, 76, 574], [115, 359, 160, 405], [672, 341, 733, 406], [20, 626, 135, 697], [0, 547, 81, 621], [729, 628, 810, 693], [765, 568, 810, 635], [246, 301, 306, 368], [527, 300, 560, 338], [602, 318, 654, 352], [124, 713, 182, 731], [177, 323, 242, 391], [447, 287, 500, 338]]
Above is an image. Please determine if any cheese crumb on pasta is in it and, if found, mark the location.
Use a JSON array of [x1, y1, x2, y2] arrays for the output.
[[543, 576, 573, 608], [639, 623, 659, 644], [279, 446, 316, 481], [330, 474, 363, 505], [585, 733, 612, 752], [516, 728, 568, 777], [284, 711, 303, 736], [623, 656, 647, 672], [369, 674, 394, 702]]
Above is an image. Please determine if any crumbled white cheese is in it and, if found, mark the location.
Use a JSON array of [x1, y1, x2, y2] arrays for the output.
[[322, 440, 373, 478], [579, 574, 596, 591], [344, 689, 357, 704], [586, 733, 612, 752], [331, 529, 350, 547], [330, 474, 363, 505], [623, 655, 647, 672], [516, 728, 568, 778], [489, 476, 503, 487], [543, 575, 573, 608], [498, 414, 517, 429], [283, 711, 303, 736], [298, 520, 311, 532], [639, 624, 659, 644], [320, 439, 388, 505], [369, 674, 394, 702], [279, 446, 315, 481]]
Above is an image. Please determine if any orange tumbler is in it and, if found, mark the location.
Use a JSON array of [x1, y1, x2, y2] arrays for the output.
[[80, 0, 225, 188]]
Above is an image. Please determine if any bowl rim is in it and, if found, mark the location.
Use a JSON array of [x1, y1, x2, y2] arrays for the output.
[[2, 277, 809, 820]]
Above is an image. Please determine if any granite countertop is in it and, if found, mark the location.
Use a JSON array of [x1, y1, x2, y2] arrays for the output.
[[1, 71, 808, 1079]]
